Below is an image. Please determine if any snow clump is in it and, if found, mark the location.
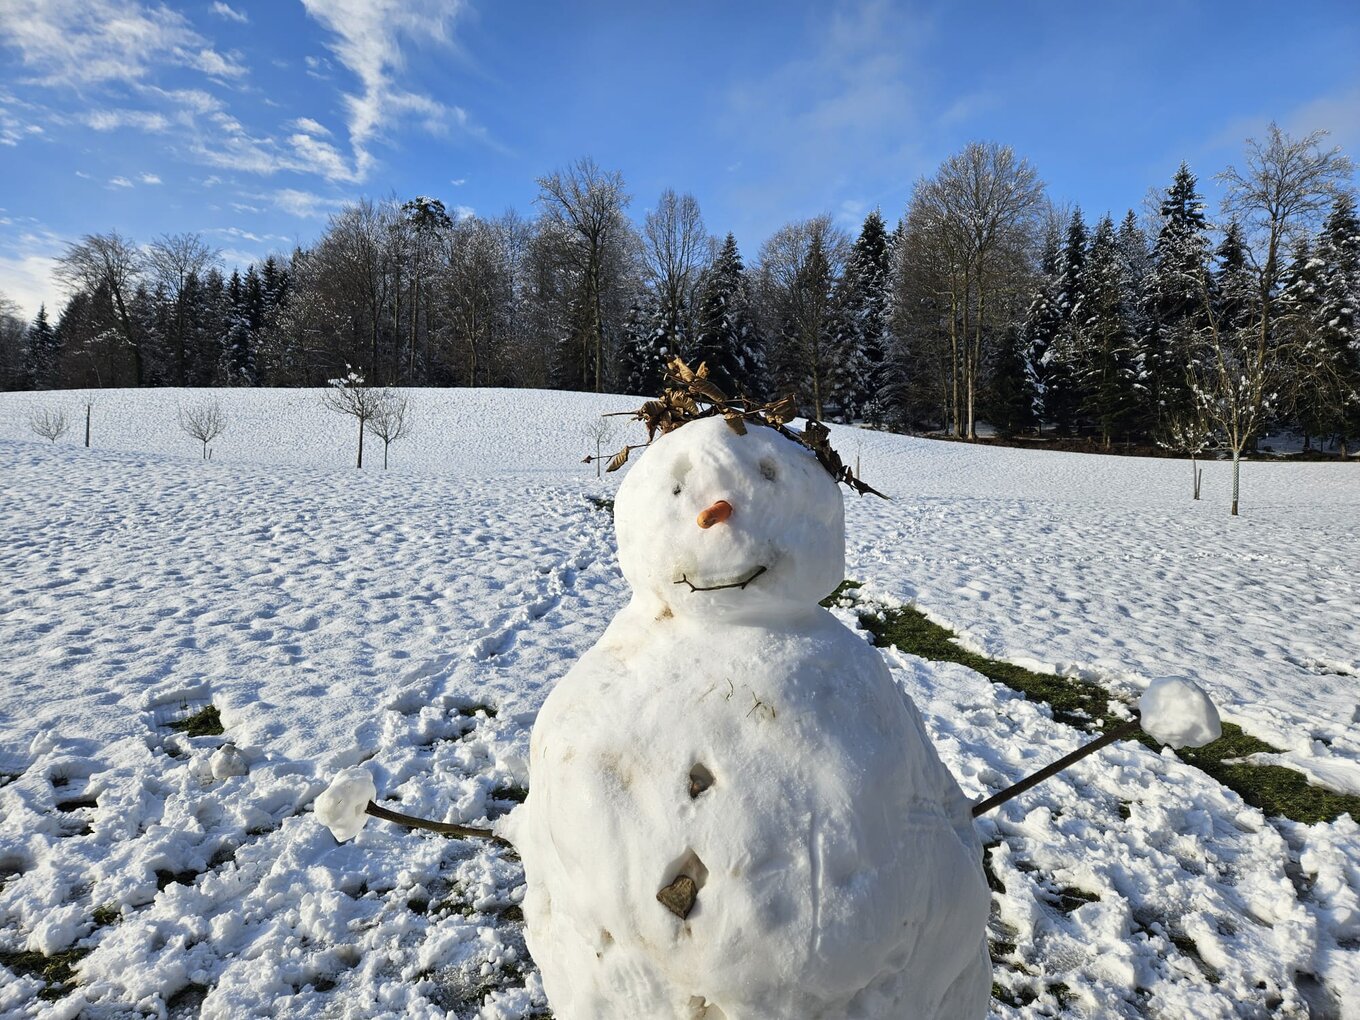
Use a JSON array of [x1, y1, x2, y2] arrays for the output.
[[1139, 676, 1222, 749], [315, 766, 377, 842]]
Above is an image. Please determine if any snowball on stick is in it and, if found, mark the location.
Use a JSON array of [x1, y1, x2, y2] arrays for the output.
[[1139, 676, 1222, 749], [315, 767, 376, 842]]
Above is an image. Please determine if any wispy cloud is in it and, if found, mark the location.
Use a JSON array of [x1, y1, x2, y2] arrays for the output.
[[290, 117, 332, 137], [0, 0, 246, 87], [270, 188, 347, 219], [718, 0, 932, 237], [0, 225, 68, 319], [139, 172, 161, 185], [109, 176, 134, 188], [299, 0, 472, 179], [84, 108, 172, 133], [211, 2, 249, 25]]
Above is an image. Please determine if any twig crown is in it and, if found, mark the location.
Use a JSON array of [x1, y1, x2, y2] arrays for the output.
[[584, 358, 887, 498]]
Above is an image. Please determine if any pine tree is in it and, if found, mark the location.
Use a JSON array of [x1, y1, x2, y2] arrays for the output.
[[618, 301, 668, 395], [1043, 209, 1088, 434], [26, 305, 60, 389], [822, 212, 891, 422], [1076, 215, 1141, 446], [1278, 237, 1329, 448], [1310, 195, 1360, 454], [1022, 223, 1064, 432], [985, 323, 1036, 437], [693, 234, 764, 398], [1144, 163, 1211, 432], [211, 269, 250, 386]]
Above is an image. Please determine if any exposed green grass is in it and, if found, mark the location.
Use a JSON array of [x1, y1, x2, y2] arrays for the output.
[[167, 704, 224, 737], [0, 946, 89, 1001], [91, 903, 121, 927], [824, 581, 1360, 825], [586, 495, 614, 516]]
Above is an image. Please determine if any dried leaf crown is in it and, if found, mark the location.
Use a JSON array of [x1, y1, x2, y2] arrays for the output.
[[584, 358, 887, 498]]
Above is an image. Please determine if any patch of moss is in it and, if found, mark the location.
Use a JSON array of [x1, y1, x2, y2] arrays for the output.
[[586, 496, 614, 516], [0, 946, 89, 1001], [92, 903, 121, 927], [167, 704, 224, 737], [825, 581, 1360, 825]]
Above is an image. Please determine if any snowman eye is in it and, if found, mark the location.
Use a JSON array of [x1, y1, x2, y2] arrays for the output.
[[672, 483, 683, 496], [759, 459, 778, 482]]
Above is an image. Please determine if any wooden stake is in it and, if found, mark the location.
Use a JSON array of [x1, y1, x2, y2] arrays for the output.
[[972, 719, 1142, 817]]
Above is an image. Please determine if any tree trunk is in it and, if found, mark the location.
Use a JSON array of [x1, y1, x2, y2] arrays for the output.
[[1231, 447, 1240, 516], [85, 404, 91, 448], [384, 441, 389, 470], [357, 415, 365, 469]]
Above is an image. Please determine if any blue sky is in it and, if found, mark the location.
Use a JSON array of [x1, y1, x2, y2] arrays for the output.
[[2, 0, 1358, 319]]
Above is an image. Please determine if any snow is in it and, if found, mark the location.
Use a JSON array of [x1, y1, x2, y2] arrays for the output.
[[316, 767, 378, 843], [1138, 677, 1222, 749], [509, 417, 990, 1018], [0, 385, 1357, 1018]]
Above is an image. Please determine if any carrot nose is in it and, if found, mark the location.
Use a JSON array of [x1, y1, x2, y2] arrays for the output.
[[697, 500, 733, 529]]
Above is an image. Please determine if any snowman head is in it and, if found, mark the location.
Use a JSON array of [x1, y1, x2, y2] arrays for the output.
[[614, 416, 845, 621]]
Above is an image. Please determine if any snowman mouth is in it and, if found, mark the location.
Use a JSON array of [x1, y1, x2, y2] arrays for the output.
[[673, 565, 768, 593]]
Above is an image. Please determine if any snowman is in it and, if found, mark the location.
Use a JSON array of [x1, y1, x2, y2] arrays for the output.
[[502, 404, 992, 1019]]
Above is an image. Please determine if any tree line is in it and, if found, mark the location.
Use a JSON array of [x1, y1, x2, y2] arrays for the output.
[[1, 127, 1356, 480]]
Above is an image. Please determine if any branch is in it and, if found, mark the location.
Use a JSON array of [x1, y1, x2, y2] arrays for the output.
[[365, 801, 513, 849], [674, 565, 767, 592]]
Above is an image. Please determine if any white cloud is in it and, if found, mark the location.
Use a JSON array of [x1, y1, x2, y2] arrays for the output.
[[109, 176, 134, 188], [0, 245, 64, 319], [211, 2, 249, 24], [84, 108, 172, 133], [271, 188, 347, 219], [288, 131, 361, 182], [290, 117, 332, 137], [74, 170, 93, 179], [450, 177, 466, 186], [192, 47, 247, 79], [139, 172, 161, 184], [0, 0, 242, 87], [300, 0, 470, 178]]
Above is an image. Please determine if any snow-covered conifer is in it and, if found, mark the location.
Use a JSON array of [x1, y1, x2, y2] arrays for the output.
[[693, 233, 764, 398]]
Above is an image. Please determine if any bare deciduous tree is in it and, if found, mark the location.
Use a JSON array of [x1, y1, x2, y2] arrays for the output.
[[1157, 405, 1216, 499], [54, 232, 146, 384], [368, 389, 413, 470], [757, 216, 848, 420], [584, 415, 620, 478], [177, 398, 228, 459], [322, 367, 385, 469], [914, 143, 1046, 439], [1192, 125, 1355, 515], [145, 233, 219, 385], [537, 158, 632, 392], [29, 408, 69, 443], [641, 189, 710, 347]]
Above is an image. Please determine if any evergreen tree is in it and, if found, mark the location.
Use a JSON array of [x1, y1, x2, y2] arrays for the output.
[[26, 305, 60, 389], [1076, 215, 1141, 446], [826, 211, 892, 423], [1022, 223, 1064, 431], [618, 301, 668, 395], [1042, 209, 1088, 434], [985, 323, 1036, 437], [693, 234, 763, 397], [1278, 238, 1329, 447], [1144, 163, 1211, 431], [1310, 195, 1360, 453]]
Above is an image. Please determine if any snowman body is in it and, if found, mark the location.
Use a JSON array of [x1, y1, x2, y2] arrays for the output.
[[505, 417, 990, 1020]]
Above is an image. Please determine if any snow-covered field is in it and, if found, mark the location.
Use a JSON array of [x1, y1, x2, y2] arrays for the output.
[[0, 386, 1356, 1018]]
